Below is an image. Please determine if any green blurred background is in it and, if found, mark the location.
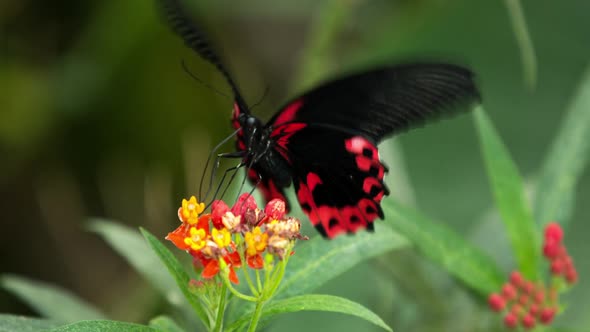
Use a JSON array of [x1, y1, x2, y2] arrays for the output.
[[1, 0, 588, 331]]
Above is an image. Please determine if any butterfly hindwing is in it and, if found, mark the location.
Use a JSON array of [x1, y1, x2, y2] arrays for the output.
[[282, 126, 388, 238], [266, 65, 479, 237]]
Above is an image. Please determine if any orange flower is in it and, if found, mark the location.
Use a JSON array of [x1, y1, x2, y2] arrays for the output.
[[166, 214, 210, 251], [245, 227, 268, 269], [178, 196, 205, 224], [193, 249, 241, 284]]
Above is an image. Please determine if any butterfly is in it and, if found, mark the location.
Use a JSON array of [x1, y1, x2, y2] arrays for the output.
[[159, 0, 480, 238]]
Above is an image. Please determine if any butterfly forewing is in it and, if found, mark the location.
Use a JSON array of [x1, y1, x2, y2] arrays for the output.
[[268, 64, 480, 141]]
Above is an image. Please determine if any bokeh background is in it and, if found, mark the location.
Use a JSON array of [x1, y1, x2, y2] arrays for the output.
[[1, 0, 589, 331]]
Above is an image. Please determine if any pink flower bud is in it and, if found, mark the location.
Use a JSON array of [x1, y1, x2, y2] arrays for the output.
[[211, 200, 229, 229], [265, 198, 286, 220], [544, 222, 563, 243], [232, 193, 257, 217], [504, 312, 518, 328], [488, 293, 505, 312]]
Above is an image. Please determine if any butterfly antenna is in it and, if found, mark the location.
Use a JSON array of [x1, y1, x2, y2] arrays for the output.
[[214, 161, 244, 202], [249, 85, 270, 110], [181, 59, 231, 100], [158, 0, 249, 110], [199, 128, 241, 199]]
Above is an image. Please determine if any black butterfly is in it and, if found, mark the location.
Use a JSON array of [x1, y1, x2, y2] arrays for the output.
[[159, 0, 480, 238]]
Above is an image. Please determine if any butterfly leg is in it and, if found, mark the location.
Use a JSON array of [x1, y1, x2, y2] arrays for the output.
[[198, 128, 241, 199], [199, 151, 245, 198], [216, 161, 247, 204]]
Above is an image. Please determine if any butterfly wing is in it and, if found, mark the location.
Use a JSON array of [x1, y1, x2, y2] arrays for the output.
[[269, 64, 480, 141], [284, 128, 389, 238], [158, 0, 249, 111], [267, 64, 480, 237]]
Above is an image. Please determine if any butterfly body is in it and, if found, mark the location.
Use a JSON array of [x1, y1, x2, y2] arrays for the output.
[[159, 0, 480, 238]]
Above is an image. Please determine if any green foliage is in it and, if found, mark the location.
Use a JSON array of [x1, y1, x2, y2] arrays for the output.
[[0, 314, 60, 332], [227, 294, 392, 332], [148, 316, 186, 332], [277, 227, 408, 299], [88, 220, 183, 306], [140, 228, 210, 328], [475, 107, 540, 279], [534, 66, 590, 227], [44, 320, 157, 332], [503, 0, 537, 89], [0, 275, 106, 323], [383, 199, 504, 295]]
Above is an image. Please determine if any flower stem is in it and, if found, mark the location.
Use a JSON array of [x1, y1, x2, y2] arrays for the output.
[[266, 259, 287, 299], [222, 274, 258, 302], [265, 248, 291, 299], [255, 269, 263, 292], [247, 299, 266, 332], [242, 266, 259, 296], [213, 283, 227, 332]]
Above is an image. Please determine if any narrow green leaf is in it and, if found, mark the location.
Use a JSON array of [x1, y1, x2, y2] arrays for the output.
[[0, 275, 106, 323], [88, 220, 183, 306], [89, 220, 200, 327], [534, 66, 590, 227], [474, 107, 539, 279], [503, 0, 537, 89], [277, 226, 409, 299], [0, 314, 60, 332], [140, 228, 210, 328], [46, 320, 157, 332], [228, 294, 392, 332], [383, 199, 505, 295], [148, 316, 185, 332]]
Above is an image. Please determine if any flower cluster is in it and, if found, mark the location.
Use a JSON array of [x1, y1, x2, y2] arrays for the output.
[[488, 222, 577, 329], [166, 194, 306, 284], [543, 222, 577, 283]]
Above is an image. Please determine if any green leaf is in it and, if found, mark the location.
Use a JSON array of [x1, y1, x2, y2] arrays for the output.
[[383, 199, 505, 295], [148, 316, 185, 332], [87, 220, 182, 306], [474, 107, 539, 279], [277, 226, 409, 299], [139, 228, 210, 328], [46, 320, 157, 332], [0, 314, 60, 332], [534, 66, 590, 227], [503, 0, 537, 89], [228, 294, 392, 332], [0, 275, 106, 323]]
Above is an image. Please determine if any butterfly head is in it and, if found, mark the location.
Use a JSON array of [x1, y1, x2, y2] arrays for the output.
[[236, 113, 268, 153]]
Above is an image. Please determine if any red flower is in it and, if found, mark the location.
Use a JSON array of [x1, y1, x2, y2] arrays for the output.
[[211, 200, 229, 229], [544, 222, 563, 243], [488, 293, 505, 312], [488, 221, 577, 329], [504, 312, 518, 328], [247, 254, 264, 269], [193, 249, 242, 284], [231, 193, 257, 218], [265, 198, 286, 220]]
